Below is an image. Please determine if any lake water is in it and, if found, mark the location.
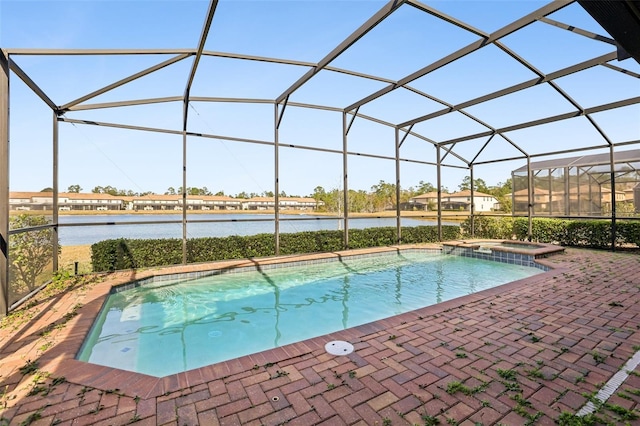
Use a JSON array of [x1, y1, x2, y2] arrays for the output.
[[58, 214, 448, 246]]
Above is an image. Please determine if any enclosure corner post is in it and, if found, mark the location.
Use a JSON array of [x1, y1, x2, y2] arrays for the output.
[[1, 50, 10, 316], [52, 111, 59, 272]]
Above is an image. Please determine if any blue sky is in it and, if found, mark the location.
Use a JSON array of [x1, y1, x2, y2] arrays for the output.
[[2, 0, 639, 197]]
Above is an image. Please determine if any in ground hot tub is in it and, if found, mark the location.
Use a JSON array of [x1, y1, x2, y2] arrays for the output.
[[443, 239, 565, 260]]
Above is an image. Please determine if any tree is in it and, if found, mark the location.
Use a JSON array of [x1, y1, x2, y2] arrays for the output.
[[370, 180, 396, 211], [67, 184, 82, 193], [311, 186, 329, 212], [489, 179, 512, 196], [165, 187, 176, 195], [40, 187, 53, 192], [348, 189, 369, 213], [415, 180, 436, 194], [487, 179, 513, 213], [176, 186, 213, 196], [458, 176, 489, 193], [9, 215, 57, 295], [91, 185, 118, 195], [235, 191, 249, 199], [214, 190, 225, 196], [311, 186, 326, 199]]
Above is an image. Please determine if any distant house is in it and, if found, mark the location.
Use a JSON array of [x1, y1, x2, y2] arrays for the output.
[[131, 195, 242, 211], [407, 192, 439, 211], [9, 192, 322, 212], [9, 192, 123, 211], [409, 190, 498, 212], [242, 197, 320, 211], [8, 192, 36, 210], [60, 192, 123, 211]]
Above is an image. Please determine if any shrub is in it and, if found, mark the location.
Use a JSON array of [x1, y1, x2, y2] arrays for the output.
[[563, 220, 612, 248], [616, 221, 640, 247], [466, 216, 640, 249], [513, 217, 569, 243], [91, 238, 181, 271], [461, 216, 514, 239], [9, 215, 58, 299], [91, 225, 461, 272], [280, 231, 343, 254]]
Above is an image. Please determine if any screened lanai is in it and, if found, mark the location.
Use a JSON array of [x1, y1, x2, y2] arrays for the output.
[[2, 0, 640, 315], [512, 149, 640, 216]]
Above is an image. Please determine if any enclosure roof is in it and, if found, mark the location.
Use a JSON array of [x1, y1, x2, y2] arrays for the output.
[[578, 0, 640, 62], [513, 149, 640, 172], [2, 0, 640, 194]]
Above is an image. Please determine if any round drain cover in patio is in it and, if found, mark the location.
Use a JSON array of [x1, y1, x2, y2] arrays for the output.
[[325, 340, 354, 356]]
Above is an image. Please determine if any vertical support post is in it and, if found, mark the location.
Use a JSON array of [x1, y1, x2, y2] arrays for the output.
[[180, 91, 189, 265], [1, 50, 9, 316], [436, 145, 442, 241], [576, 167, 581, 216], [564, 166, 570, 216], [342, 112, 349, 249], [274, 103, 280, 255], [469, 166, 475, 238], [589, 174, 594, 216], [394, 127, 401, 244], [610, 145, 616, 251], [548, 169, 553, 216], [52, 112, 59, 272], [527, 157, 533, 241], [181, 129, 187, 264], [511, 171, 516, 218]]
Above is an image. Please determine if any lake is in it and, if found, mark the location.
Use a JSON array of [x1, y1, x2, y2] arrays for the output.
[[58, 214, 450, 246]]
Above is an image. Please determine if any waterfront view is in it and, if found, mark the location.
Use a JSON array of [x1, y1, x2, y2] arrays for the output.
[[57, 213, 443, 246]]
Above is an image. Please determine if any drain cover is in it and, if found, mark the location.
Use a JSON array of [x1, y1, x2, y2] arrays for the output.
[[325, 340, 354, 356]]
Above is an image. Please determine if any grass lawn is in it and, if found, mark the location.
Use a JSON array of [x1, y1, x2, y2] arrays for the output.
[[59, 245, 92, 274]]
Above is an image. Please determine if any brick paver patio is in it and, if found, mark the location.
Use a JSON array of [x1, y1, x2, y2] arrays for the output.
[[1, 246, 639, 425]]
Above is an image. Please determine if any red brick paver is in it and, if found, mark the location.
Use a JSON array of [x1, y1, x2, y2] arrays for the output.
[[1, 246, 640, 425]]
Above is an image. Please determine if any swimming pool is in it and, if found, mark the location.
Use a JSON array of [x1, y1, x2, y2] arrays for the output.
[[78, 251, 543, 377]]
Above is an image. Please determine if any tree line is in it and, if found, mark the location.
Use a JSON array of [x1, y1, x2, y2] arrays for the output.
[[310, 178, 512, 213], [60, 177, 513, 213]]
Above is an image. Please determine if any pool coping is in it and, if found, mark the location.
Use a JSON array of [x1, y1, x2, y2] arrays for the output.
[[37, 242, 565, 399]]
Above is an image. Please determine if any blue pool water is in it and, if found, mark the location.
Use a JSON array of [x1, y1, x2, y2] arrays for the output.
[[78, 252, 543, 377]]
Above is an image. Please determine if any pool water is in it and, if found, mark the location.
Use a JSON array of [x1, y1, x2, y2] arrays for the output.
[[78, 252, 542, 377]]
